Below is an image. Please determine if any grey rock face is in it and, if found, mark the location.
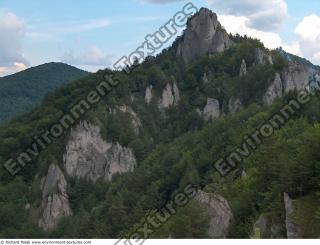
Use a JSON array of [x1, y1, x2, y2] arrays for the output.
[[64, 121, 136, 183], [145, 85, 153, 104], [116, 105, 142, 134], [202, 98, 220, 121], [195, 190, 233, 238], [263, 73, 283, 105], [104, 142, 137, 182], [158, 82, 180, 110], [284, 192, 301, 238], [176, 8, 232, 64], [228, 97, 242, 115], [254, 213, 284, 238], [239, 59, 247, 76], [262, 62, 316, 106], [282, 62, 310, 93], [256, 48, 273, 65], [203, 72, 209, 83], [39, 164, 71, 231], [172, 82, 180, 104]]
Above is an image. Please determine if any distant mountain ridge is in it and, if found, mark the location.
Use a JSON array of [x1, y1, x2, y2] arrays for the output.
[[0, 62, 89, 122]]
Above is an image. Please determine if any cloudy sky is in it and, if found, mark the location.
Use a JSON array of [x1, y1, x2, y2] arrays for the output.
[[0, 0, 319, 76]]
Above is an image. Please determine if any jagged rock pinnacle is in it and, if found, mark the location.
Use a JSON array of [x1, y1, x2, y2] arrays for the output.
[[176, 8, 232, 64]]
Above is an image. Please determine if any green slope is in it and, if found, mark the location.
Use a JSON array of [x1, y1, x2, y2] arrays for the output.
[[0, 62, 89, 122]]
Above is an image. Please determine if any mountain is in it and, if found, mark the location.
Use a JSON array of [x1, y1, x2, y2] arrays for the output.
[[0, 8, 319, 239], [0, 62, 89, 122]]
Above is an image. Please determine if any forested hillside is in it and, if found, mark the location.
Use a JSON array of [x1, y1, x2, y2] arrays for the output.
[[0, 62, 89, 122], [0, 8, 319, 239]]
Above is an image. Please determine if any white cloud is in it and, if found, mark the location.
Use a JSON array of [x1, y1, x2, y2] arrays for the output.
[[54, 19, 110, 33], [281, 41, 302, 56], [0, 11, 28, 76], [313, 52, 320, 63], [295, 14, 320, 42], [208, 0, 288, 31], [0, 62, 27, 76], [293, 14, 320, 64], [61, 46, 113, 72], [218, 15, 282, 49]]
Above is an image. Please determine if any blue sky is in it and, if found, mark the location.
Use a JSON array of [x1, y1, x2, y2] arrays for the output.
[[0, 0, 320, 76]]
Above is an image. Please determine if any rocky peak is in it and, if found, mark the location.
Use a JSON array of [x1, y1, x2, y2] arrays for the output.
[[176, 8, 232, 64]]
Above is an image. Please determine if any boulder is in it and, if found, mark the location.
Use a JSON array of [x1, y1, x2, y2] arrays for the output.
[[195, 190, 233, 238]]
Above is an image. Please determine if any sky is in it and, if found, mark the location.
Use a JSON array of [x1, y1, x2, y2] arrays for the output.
[[0, 0, 320, 76]]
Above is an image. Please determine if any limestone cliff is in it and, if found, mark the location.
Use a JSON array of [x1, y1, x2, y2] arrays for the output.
[[145, 85, 153, 104], [263, 73, 283, 105], [228, 97, 242, 115], [63, 121, 136, 183], [284, 192, 301, 238], [200, 98, 220, 121], [38, 164, 72, 231], [158, 82, 180, 110], [115, 105, 142, 134]]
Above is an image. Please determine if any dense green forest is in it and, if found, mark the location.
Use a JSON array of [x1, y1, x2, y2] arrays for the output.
[[0, 62, 89, 122], [0, 32, 319, 239]]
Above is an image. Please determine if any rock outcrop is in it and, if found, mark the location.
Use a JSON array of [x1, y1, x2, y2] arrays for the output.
[[195, 190, 233, 238], [176, 8, 232, 64], [284, 192, 301, 238], [253, 213, 285, 238], [203, 72, 209, 83], [201, 98, 220, 121], [262, 61, 318, 106], [158, 82, 180, 110], [263, 73, 283, 105], [255, 48, 273, 65], [64, 121, 136, 183], [145, 85, 153, 104], [239, 59, 247, 76], [115, 105, 142, 134], [228, 97, 242, 114], [282, 62, 310, 93], [38, 164, 72, 231]]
